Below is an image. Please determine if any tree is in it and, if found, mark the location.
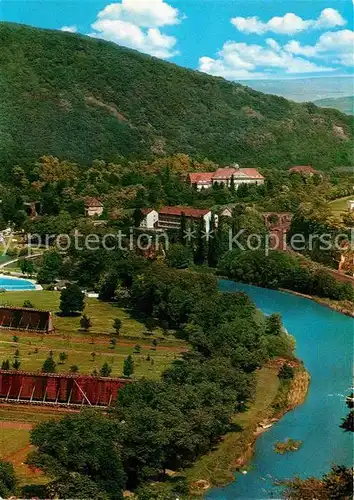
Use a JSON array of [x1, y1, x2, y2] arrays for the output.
[[37, 250, 62, 284], [42, 357, 56, 373], [193, 216, 206, 265], [166, 244, 192, 269], [13, 336, 19, 343], [266, 313, 283, 336], [80, 314, 92, 332], [179, 212, 187, 245], [1, 360, 10, 370], [145, 317, 155, 334], [0, 460, 17, 499], [280, 466, 353, 499], [207, 214, 218, 268], [20, 260, 35, 276], [70, 365, 79, 373], [59, 352, 68, 364], [23, 299, 34, 308], [27, 411, 126, 499], [110, 338, 117, 349], [123, 355, 134, 378], [60, 284, 85, 316], [133, 208, 144, 227], [113, 318, 122, 335], [12, 359, 21, 370], [278, 364, 294, 380], [340, 393, 354, 432], [46, 475, 109, 500], [99, 362, 112, 377]]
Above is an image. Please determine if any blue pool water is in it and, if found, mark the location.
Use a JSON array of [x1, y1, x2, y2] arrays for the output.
[[208, 280, 353, 499], [0, 275, 36, 290]]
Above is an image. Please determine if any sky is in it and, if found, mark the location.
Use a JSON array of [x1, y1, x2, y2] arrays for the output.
[[1, 0, 353, 82]]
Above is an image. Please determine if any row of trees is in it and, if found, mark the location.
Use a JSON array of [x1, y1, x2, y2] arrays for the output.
[[220, 249, 354, 302]]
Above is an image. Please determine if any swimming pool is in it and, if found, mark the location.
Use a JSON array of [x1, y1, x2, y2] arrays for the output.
[[0, 275, 37, 291]]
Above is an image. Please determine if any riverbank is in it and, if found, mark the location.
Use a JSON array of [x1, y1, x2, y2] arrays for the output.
[[186, 360, 310, 496], [281, 289, 354, 318]]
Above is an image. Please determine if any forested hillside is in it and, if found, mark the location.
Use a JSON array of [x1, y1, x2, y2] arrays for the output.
[[0, 22, 353, 175]]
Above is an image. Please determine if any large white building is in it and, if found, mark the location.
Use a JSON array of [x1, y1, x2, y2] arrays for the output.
[[188, 165, 264, 191]]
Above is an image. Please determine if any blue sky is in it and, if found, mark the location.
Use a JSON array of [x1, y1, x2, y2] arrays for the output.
[[1, 0, 353, 80]]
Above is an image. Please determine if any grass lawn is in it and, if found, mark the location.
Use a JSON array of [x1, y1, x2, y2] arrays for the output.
[[328, 195, 353, 214], [0, 328, 182, 378], [0, 290, 170, 339], [0, 291, 187, 487], [185, 365, 280, 489], [0, 423, 45, 485], [0, 291, 186, 378]]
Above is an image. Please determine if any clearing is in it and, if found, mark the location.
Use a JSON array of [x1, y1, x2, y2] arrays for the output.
[[328, 195, 352, 214], [0, 290, 186, 378]]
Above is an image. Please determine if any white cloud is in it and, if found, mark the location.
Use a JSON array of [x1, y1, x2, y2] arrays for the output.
[[199, 40, 334, 80], [314, 8, 346, 29], [89, 0, 183, 58], [231, 8, 346, 35], [285, 29, 354, 66], [61, 25, 78, 33], [266, 38, 281, 52], [97, 0, 181, 28], [91, 19, 178, 58]]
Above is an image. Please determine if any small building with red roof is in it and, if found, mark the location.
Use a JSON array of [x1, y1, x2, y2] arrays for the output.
[[84, 197, 104, 217]]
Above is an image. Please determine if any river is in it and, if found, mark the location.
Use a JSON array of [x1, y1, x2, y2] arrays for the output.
[[208, 280, 353, 499]]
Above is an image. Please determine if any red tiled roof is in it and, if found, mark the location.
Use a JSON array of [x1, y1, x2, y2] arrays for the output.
[[239, 168, 264, 179], [213, 168, 237, 178], [289, 165, 319, 174], [85, 197, 103, 207], [159, 206, 210, 217], [188, 173, 214, 184], [189, 168, 264, 182]]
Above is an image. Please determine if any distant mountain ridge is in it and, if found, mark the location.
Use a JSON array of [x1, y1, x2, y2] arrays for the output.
[[313, 96, 353, 116], [0, 22, 353, 174], [243, 77, 353, 103]]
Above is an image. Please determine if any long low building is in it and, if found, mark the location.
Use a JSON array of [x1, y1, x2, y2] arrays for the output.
[[141, 206, 216, 233], [0, 370, 130, 408], [188, 165, 264, 190], [0, 306, 54, 333]]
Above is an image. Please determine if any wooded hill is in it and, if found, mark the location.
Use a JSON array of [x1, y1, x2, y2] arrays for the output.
[[1, 22, 353, 175]]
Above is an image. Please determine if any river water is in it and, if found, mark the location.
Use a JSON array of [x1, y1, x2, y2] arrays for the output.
[[208, 280, 353, 499]]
